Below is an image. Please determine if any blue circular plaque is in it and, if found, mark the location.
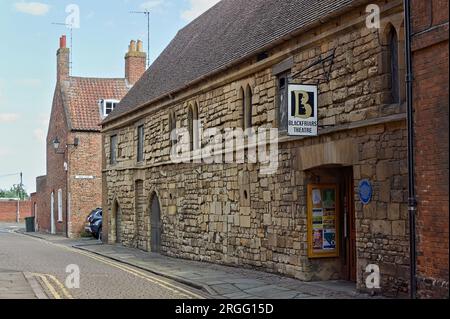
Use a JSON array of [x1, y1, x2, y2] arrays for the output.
[[358, 179, 373, 205]]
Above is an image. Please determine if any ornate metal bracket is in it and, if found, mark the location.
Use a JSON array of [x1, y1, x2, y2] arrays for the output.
[[291, 48, 337, 84]]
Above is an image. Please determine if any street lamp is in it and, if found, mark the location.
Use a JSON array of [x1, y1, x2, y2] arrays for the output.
[[52, 137, 79, 154], [53, 137, 60, 151]]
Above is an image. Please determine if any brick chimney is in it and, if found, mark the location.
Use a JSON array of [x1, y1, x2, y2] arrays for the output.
[[57, 35, 70, 83], [125, 40, 147, 86]]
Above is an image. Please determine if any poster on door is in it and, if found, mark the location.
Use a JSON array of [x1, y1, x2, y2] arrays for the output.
[[307, 184, 339, 258]]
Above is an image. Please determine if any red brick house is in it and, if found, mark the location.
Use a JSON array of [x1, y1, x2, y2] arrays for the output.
[[410, 0, 449, 298], [35, 36, 146, 237]]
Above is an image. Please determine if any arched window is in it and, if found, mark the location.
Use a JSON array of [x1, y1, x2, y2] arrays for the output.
[[244, 85, 253, 129], [169, 110, 177, 146], [188, 103, 199, 151], [239, 87, 245, 129], [388, 26, 400, 104]]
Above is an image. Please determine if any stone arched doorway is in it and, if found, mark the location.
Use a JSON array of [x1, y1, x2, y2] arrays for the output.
[[111, 200, 122, 244], [149, 192, 162, 253]]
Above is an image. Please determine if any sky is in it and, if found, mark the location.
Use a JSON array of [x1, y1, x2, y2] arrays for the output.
[[0, 0, 220, 193]]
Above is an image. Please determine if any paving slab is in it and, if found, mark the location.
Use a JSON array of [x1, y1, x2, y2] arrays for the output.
[[0, 272, 42, 299]]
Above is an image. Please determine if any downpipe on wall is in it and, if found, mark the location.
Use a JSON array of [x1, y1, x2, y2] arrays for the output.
[[404, 0, 417, 300]]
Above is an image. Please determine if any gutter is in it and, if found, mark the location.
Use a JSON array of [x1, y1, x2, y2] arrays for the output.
[[404, 0, 417, 300]]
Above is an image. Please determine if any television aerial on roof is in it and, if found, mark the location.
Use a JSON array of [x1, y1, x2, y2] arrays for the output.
[[130, 10, 151, 69], [52, 22, 74, 75]]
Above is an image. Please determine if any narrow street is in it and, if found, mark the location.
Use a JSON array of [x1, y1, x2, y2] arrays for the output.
[[0, 224, 203, 299]]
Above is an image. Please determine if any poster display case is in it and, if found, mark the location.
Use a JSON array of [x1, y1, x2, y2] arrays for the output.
[[307, 184, 340, 258]]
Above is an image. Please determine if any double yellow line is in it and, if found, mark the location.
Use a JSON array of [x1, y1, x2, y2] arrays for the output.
[[16, 231, 204, 299], [33, 273, 74, 299], [74, 248, 204, 299]]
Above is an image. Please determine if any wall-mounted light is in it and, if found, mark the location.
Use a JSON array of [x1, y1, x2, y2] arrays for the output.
[[52, 137, 61, 151], [53, 137, 79, 155]]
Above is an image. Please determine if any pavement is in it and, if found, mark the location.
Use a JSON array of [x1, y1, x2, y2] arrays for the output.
[[18, 229, 373, 299], [0, 271, 47, 299]]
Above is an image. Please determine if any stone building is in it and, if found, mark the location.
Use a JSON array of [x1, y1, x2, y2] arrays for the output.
[[34, 36, 146, 237], [410, 0, 449, 299], [102, 0, 411, 296]]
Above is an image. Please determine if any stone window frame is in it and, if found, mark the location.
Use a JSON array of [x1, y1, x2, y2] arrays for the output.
[[109, 134, 118, 166], [137, 124, 145, 163], [133, 120, 146, 165], [244, 85, 253, 130], [379, 17, 406, 105], [272, 56, 293, 134], [276, 72, 290, 133], [237, 83, 254, 131], [187, 101, 200, 152], [168, 109, 177, 148]]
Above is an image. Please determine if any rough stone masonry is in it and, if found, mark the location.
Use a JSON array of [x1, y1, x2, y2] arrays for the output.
[[102, 0, 411, 297]]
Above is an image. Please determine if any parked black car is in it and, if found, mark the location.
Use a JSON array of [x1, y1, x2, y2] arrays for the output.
[[85, 208, 102, 240]]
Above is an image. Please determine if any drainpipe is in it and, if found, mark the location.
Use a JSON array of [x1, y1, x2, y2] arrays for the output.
[[404, 0, 417, 299]]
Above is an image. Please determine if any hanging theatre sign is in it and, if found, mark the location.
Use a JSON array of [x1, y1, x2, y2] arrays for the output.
[[287, 84, 318, 136]]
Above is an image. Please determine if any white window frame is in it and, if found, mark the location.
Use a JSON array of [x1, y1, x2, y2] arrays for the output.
[[57, 189, 63, 222], [100, 99, 120, 118]]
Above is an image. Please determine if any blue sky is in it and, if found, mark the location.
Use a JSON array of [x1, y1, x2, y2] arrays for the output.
[[0, 0, 220, 193]]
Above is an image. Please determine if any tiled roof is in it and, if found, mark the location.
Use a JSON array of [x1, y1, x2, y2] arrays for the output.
[[62, 77, 129, 131], [105, 0, 361, 123]]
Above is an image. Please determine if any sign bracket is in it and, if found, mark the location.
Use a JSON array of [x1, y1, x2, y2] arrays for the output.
[[291, 48, 336, 84]]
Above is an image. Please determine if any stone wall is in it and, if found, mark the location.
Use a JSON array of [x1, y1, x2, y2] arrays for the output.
[[103, 0, 410, 296]]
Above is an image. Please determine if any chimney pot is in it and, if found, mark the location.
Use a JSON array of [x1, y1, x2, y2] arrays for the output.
[[129, 40, 136, 52], [137, 40, 143, 52], [60, 35, 67, 49]]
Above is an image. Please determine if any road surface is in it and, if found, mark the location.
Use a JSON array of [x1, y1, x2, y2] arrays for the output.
[[0, 224, 203, 299]]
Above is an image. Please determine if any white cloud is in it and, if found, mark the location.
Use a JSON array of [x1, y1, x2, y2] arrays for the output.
[[0, 85, 4, 107], [0, 113, 20, 123], [86, 11, 95, 20], [181, 0, 220, 22], [0, 147, 11, 158], [14, 2, 50, 16], [15, 78, 42, 88], [140, 0, 164, 11], [37, 113, 49, 127], [33, 128, 46, 144]]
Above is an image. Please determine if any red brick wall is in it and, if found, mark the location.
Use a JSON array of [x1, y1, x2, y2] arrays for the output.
[[35, 84, 69, 236], [411, 0, 449, 299], [35, 91, 103, 237], [67, 131, 103, 236], [125, 50, 146, 86], [0, 200, 32, 222], [34, 176, 47, 232]]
